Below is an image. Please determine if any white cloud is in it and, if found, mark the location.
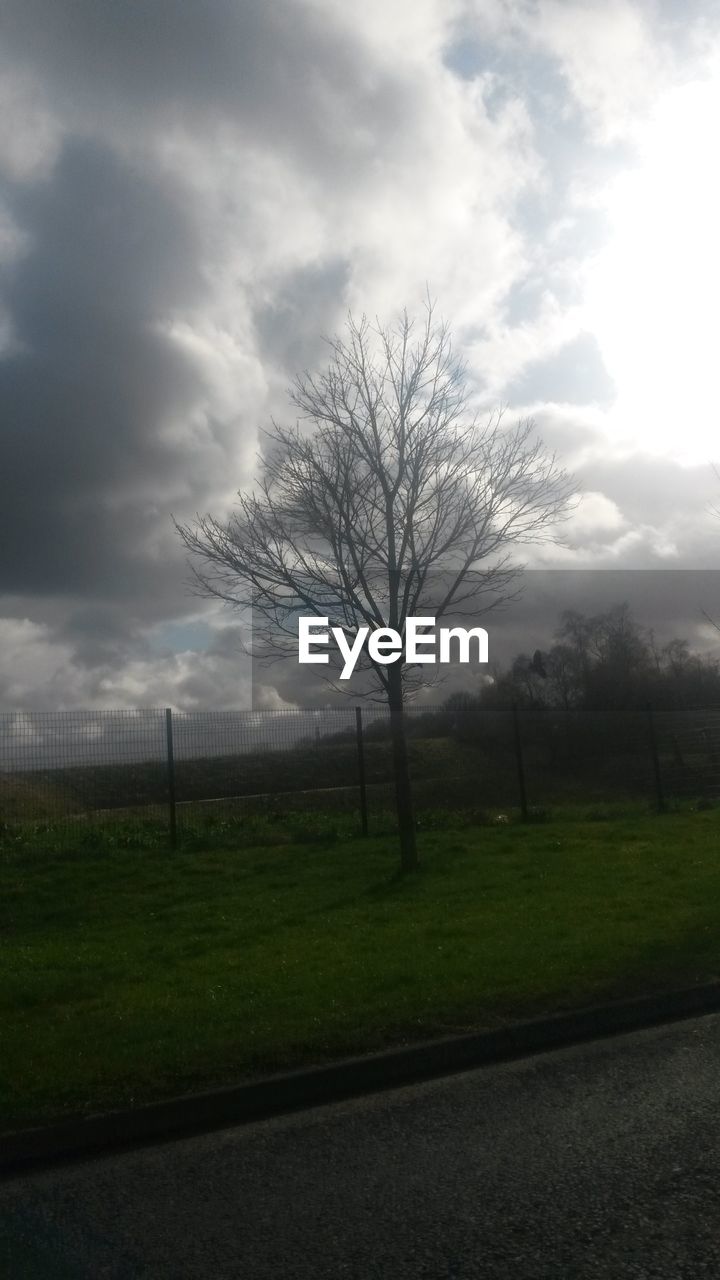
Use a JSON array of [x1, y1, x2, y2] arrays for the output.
[[0, 616, 252, 711], [582, 66, 720, 462], [524, 0, 673, 145], [566, 490, 626, 538]]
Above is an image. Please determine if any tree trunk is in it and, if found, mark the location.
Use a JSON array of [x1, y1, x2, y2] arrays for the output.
[[387, 664, 418, 871]]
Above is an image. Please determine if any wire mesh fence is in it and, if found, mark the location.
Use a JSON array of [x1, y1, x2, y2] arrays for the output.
[[2, 701, 720, 852], [0, 709, 168, 817]]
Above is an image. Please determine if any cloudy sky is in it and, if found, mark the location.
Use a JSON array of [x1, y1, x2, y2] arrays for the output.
[[2, 0, 720, 711]]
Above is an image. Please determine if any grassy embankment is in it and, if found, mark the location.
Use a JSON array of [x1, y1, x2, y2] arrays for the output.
[[2, 807, 720, 1132]]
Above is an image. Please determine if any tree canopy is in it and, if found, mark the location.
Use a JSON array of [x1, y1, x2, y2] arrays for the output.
[[176, 303, 575, 868]]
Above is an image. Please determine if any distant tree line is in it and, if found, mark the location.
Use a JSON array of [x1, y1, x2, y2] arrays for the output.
[[409, 602, 720, 757], [312, 606, 720, 807], [322, 603, 720, 747], [397, 602, 720, 744], [483, 603, 720, 713]]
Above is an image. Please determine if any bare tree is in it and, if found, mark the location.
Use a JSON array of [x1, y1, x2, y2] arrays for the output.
[[175, 304, 575, 871]]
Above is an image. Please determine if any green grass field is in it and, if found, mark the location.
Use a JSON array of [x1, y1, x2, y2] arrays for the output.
[[3, 808, 720, 1133]]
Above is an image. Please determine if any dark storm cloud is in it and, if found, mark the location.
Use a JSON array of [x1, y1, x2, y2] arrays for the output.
[[488, 571, 720, 655], [55, 604, 150, 669], [0, 140, 210, 599], [0, 1, 444, 708], [1, 0, 405, 176], [204, 624, 248, 662], [254, 259, 352, 377]]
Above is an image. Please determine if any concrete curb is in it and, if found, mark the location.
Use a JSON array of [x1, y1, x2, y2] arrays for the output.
[[4, 980, 720, 1178]]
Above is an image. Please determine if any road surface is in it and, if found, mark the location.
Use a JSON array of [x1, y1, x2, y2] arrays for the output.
[[2, 1011, 720, 1277]]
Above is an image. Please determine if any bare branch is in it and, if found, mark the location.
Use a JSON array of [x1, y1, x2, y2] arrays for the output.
[[175, 304, 576, 700]]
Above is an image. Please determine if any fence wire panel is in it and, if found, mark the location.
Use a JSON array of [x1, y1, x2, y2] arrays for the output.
[[171, 708, 365, 826], [403, 704, 672, 813], [3, 701, 720, 852], [653, 708, 720, 801], [0, 710, 168, 847], [515, 708, 655, 808], [401, 703, 518, 813]]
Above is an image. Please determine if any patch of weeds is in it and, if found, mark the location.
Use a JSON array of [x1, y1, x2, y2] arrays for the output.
[[290, 825, 339, 846], [525, 806, 551, 823], [416, 807, 491, 831], [415, 810, 458, 832]]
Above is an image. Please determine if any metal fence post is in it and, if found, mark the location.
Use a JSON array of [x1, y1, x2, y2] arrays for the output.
[[355, 706, 369, 836], [646, 702, 665, 813], [165, 707, 177, 848], [512, 702, 529, 821]]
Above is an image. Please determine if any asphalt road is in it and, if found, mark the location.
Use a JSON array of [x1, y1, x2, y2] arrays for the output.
[[3, 1012, 720, 1278]]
